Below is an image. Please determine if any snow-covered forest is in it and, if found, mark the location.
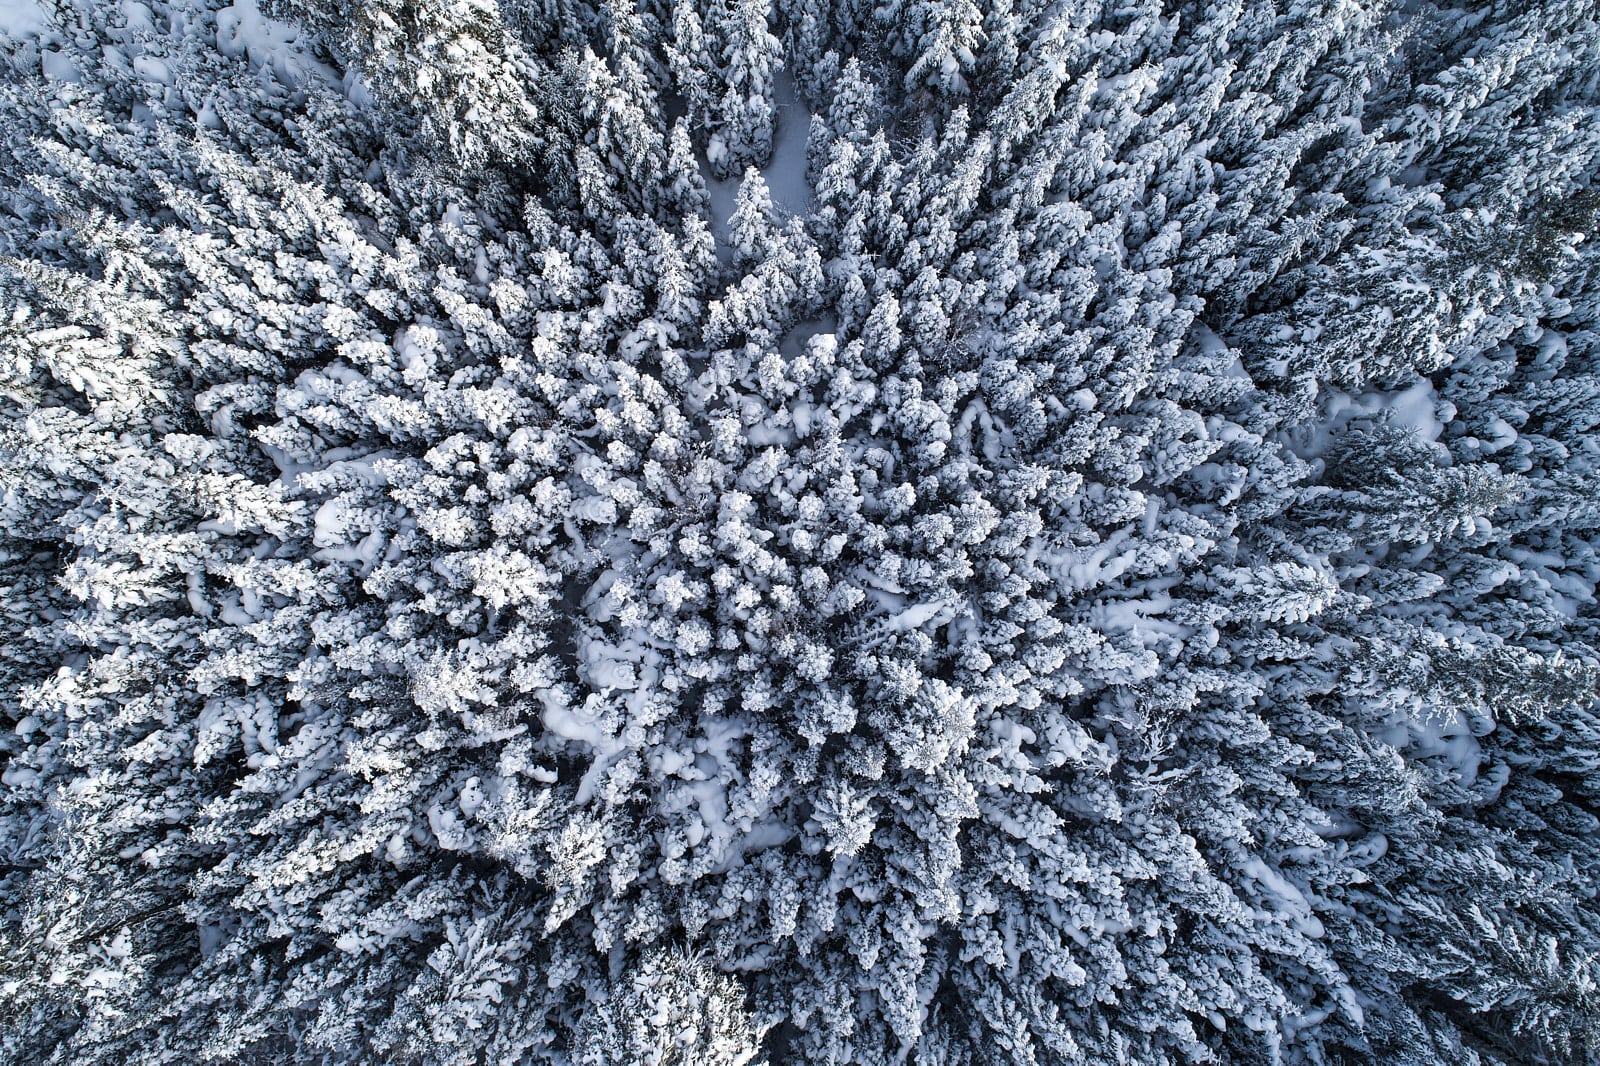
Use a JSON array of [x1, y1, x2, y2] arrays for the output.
[[1, 0, 1599, 1062]]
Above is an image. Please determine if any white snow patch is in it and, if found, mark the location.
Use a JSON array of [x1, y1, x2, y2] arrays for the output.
[[41, 48, 80, 82], [1408, 708, 1484, 787], [684, 763, 727, 847], [132, 54, 173, 85], [779, 316, 835, 359], [571, 494, 618, 525], [578, 635, 658, 694], [697, 70, 813, 257], [886, 600, 956, 632], [539, 687, 630, 805], [540, 695, 618, 751], [215, 0, 336, 88], [763, 71, 813, 218], [1049, 533, 1136, 593], [1286, 375, 1444, 459], [700, 163, 740, 260], [343, 68, 375, 108], [0, 0, 46, 38], [1191, 321, 1248, 375], [1241, 857, 1325, 939], [1090, 593, 1186, 639], [1380, 378, 1443, 442]]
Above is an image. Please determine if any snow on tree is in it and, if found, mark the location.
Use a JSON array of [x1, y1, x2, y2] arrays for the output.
[[1, 0, 1599, 1064]]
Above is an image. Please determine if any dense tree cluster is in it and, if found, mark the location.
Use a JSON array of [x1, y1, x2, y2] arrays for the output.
[[1, 0, 1599, 1063]]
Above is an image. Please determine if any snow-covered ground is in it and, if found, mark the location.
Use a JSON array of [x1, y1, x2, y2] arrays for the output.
[[0, 0, 45, 39], [702, 70, 812, 257]]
